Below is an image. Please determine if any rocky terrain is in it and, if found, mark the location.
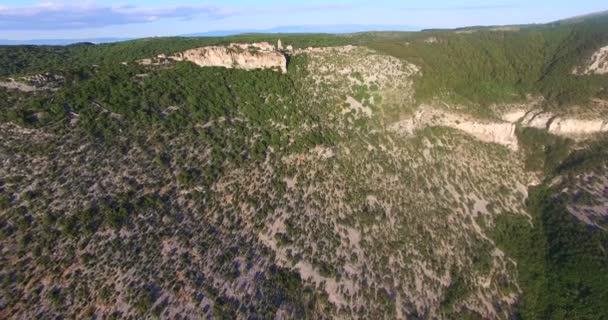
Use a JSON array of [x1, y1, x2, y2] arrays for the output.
[[0, 45, 536, 319], [390, 107, 520, 150], [1, 16, 608, 320], [390, 101, 608, 152], [557, 169, 608, 229], [169, 42, 288, 73], [0, 73, 65, 92], [575, 45, 608, 75]]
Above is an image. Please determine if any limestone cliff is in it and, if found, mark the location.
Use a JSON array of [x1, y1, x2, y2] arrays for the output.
[[506, 109, 608, 137], [391, 107, 519, 150], [574, 45, 608, 75], [548, 118, 608, 135], [391, 104, 608, 152], [170, 46, 287, 73]]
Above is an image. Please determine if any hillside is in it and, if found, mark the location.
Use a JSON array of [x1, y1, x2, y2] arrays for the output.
[[1, 12, 608, 320]]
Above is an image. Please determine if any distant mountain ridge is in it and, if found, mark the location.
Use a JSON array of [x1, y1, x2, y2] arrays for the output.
[[0, 24, 419, 46], [3, 10, 608, 46], [181, 24, 420, 37], [0, 37, 132, 46], [551, 9, 608, 24]]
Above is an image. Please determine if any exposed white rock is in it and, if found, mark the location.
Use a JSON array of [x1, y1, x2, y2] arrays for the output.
[[548, 118, 608, 135], [520, 110, 555, 129], [392, 104, 608, 152], [0, 73, 64, 92], [0, 80, 37, 92], [170, 45, 287, 73], [574, 45, 608, 75], [453, 121, 517, 150], [391, 106, 519, 150], [504, 108, 608, 137], [501, 109, 527, 123], [230, 42, 275, 52]]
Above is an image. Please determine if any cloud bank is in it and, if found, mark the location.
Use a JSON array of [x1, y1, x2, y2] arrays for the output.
[[0, 2, 348, 30]]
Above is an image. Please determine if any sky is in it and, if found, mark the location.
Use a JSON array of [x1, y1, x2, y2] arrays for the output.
[[0, 0, 606, 40]]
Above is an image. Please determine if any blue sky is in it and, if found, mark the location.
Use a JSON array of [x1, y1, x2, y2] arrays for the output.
[[0, 0, 606, 40]]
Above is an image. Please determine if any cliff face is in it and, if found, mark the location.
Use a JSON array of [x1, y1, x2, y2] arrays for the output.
[[513, 109, 608, 136], [574, 45, 608, 75], [170, 46, 288, 73], [548, 118, 608, 135], [391, 105, 608, 152], [390, 107, 520, 150]]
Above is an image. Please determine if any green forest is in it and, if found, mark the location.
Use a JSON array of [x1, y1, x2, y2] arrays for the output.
[[493, 137, 608, 319], [3, 14, 608, 109]]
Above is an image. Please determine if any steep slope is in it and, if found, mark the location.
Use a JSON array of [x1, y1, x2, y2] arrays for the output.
[[1, 14, 608, 320], [390, 106, 519, 150], [492, 136, 608, 319], [170, 45, 288, 73], [574, 45, 608, 75], [0, 44, 536, 319]]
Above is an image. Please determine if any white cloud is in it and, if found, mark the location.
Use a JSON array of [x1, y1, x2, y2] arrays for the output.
[[0, 2, 348, 30]]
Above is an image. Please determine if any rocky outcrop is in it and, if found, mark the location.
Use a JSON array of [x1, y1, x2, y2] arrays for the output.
[[137, 57, 170, 66], [391, 107, 519, 150], [391, 105, 608, 152], [0, 73, 64, 92], [548, 118, 608, 135], [0, 80, 38, 92], [573, 45, 608, 75], [453, 121, 518, 150], [506, 109, 608, 136], [520, 110, 556, 129], [170, 46, 287, 73]]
